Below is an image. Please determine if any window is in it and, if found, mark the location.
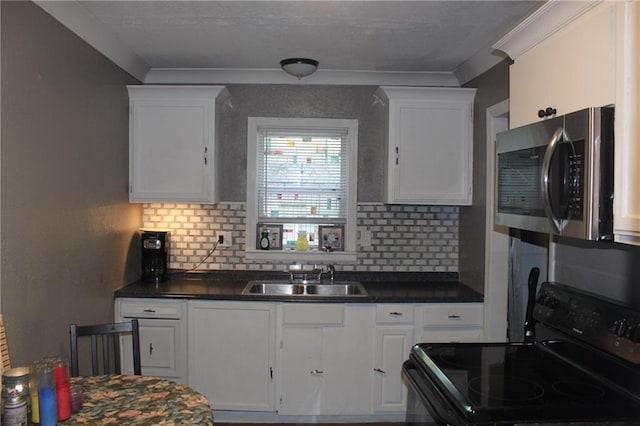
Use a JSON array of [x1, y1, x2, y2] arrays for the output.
[[247, 118, 358, 260]]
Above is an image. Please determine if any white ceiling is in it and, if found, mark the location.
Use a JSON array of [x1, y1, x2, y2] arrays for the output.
[[36, 1, 544, 84]]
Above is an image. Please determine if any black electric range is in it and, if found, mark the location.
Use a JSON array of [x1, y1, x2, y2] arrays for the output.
[[403, 279, 640, 425]]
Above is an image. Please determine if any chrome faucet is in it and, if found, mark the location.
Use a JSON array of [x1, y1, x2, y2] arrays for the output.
[[325, 264, 336, 284]]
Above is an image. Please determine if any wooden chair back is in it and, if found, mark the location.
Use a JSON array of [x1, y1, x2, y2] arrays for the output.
[[0, 314, 11, 373], [69, 320, 141, 377]]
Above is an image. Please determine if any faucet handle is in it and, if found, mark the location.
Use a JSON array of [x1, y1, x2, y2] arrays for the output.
[[323, 264, 336, 283]]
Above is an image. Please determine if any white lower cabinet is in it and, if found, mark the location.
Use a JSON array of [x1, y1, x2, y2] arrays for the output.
[[116, 299, 483, 419], [187, 301, 276, 411], [276, 304, 375, 416], [115, 298, 187, 384], [373, 304, 415, 412], [416, 303, 484, 343], [373, 327, 413, 412]]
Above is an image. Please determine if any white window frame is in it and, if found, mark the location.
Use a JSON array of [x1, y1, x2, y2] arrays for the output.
[[246, 117, 358, 262]]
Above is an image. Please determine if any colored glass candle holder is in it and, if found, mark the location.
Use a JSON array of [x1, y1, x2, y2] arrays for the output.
[[70, 384, 83, 413], [37, 362, 57, 426], [53, 357, 71, 421]]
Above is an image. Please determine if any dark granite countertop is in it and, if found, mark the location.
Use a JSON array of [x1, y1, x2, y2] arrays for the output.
[[114, 271, 483, 304]]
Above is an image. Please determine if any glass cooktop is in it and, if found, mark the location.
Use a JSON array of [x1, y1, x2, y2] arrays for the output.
[[412, 342, 640, 423]]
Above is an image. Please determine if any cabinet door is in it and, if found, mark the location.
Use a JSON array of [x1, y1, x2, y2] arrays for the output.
[[188, 301, 275, 411], [509, 46, 552, 128], [278, 326, 323, 415], [321, 304, 375, 415], [128, 86, 224, 204], [276, 304, 375, 416], [373, 326, 413, 412], [552, 4, 616, 116], [509, 3, 617, 128], [123, 319, 186, 382], [382, 87, 475, 205]]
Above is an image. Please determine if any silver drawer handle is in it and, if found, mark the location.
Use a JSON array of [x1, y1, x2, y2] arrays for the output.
[[389, 312, 403, 316], [310, 369, 324, 375], [373, 368, 386, 374]]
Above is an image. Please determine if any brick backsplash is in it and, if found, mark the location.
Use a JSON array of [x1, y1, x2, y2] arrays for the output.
[[142, 202, 458, 272]]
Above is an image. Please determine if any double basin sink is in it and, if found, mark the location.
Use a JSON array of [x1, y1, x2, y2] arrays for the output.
[[242, 281, 368, 297]]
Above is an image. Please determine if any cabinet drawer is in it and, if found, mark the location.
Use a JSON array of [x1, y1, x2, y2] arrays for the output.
[[282, 304, 344, 325], [417, 328, 483, 343], [422, 303, 483, 327], [375, 304, 414, 324], [119, 300, 184, 320]]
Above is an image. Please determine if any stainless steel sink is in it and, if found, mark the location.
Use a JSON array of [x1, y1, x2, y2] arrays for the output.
[[241, 281, 367, 297]]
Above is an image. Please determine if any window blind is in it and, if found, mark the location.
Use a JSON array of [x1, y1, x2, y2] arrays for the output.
[[256, 126, 348, 224]]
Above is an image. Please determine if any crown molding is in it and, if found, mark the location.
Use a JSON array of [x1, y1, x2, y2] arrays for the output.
[[34, 0, 149, 81], [143, 68, 461, 87], [454, 44, 511, 85], [493, 0, 602, 60]]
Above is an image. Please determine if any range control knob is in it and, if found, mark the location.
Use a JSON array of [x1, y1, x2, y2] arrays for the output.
[[627, 325, 640, 343], [546, 297, 560, 308], [613, 319, 629, 337]]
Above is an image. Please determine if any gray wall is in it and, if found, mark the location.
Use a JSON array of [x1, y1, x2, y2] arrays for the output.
[[217, 85, 385, 202], [458, 61, 510, 294], [1, 2, 141, 365]]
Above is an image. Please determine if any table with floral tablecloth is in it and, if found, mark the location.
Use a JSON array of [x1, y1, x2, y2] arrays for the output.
[[61, 375, 213, 425]]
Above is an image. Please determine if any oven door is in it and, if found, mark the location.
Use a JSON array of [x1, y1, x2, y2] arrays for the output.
[[402, 359, 465, 426]]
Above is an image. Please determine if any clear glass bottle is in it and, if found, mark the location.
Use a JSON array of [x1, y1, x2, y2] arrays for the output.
[[295, 231, 309, 251]]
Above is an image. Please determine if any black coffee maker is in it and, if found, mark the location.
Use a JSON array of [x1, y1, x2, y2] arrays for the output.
[[141, 230, 169, 283]]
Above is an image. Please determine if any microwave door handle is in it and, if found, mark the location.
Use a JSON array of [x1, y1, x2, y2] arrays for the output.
[[541, 127, 566, 233]]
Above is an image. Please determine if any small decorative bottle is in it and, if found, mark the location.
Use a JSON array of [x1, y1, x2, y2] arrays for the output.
[[259, 230, 270, 250], [295, 231, 309, 251]]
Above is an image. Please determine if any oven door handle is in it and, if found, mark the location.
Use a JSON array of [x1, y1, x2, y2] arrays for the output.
[[541, 127, 567, 233]]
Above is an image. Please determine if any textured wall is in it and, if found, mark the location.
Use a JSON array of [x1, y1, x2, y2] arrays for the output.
[[1, 2, 141, 365], [217, 84, 385, 202], [458, 61, 511, 295], [143, 202, 459, 272]]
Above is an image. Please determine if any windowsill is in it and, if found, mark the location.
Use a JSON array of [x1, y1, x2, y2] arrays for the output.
[[245, 249, 357, 263]]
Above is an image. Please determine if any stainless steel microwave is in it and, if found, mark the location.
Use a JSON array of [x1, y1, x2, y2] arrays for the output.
[[495, 106, 614, 241]]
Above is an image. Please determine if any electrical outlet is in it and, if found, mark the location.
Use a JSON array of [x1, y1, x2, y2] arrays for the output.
[[217, 231, 232, 248]]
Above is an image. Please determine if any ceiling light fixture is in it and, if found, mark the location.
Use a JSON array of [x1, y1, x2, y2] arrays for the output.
[[280, 58, 319, 80]]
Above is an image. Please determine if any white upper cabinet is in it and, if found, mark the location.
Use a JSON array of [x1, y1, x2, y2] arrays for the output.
[[499, 2, 617, 128], [127, 85, 226, 203], [378, 87, 476, 205], [497, 1, 640, 245]]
